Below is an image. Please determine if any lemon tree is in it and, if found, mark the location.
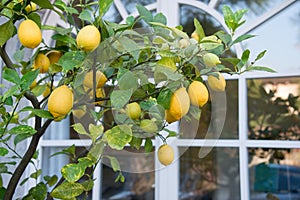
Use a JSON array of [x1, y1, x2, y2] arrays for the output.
[[0, 1, 274, 199]]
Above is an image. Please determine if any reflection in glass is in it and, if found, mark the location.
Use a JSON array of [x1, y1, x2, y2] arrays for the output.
[[121, 0, 156, 14], [249, 148, 300, 200], [248, 77, 300, 140], [179, 147, 240, 200], [101, 147, 155, 200], [180, 4, 223, 35], [180, 80, 238, 139], [216, 0, 284, 22]]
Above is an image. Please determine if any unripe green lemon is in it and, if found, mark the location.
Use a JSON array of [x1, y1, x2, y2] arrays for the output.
[[158, 144, 174, 166], [126, 102, 141, 120], [203, 53, 221, 67], [140, 119, 158, 133]]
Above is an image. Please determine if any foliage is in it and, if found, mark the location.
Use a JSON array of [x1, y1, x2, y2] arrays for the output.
[[0, 0, 271, 199]]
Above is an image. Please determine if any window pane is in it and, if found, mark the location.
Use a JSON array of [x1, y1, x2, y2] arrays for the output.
[[180, 80, 238, 139], [101, 147, 155, 200], [216, 0, 286, 23], [249, 148, 300, 200], [247, 77, 300, 140], [121, 0, 156, 14], [243, 1, 300, 72], [179, 147, 240, 200]]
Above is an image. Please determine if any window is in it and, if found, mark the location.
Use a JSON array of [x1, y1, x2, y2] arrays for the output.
[[32, 0, 300, 200]]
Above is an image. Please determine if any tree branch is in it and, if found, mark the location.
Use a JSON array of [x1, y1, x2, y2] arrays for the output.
[[4, 119, 53, 200]]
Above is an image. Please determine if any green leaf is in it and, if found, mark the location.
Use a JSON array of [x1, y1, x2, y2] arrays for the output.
[[31, 0, 53, 9], [0, 20, 14, 46], [105, 156, 121, 172], [144, 138, 153, 153], [20, 70, 39, 91], [0, 148, 8, 156], [29, 182, 47, 200], [87, 141, 105, 162], [44, 175, 58, 187], [89, 124, 103, 143], [194, 18, 205, 41], [58, 51, 85, 71], [117, 70, 138, 91], [28, 12, 41, 27], [79, 9, 93, 24], [104, 125, 132, 150], [30, 169, 42, 179], [14, 134, 33, 146], [247, 66, 276, 73], [129, 136, 142, 149], [99, 0, 114, 18], [61, 163, 85, 183], [3, 85, 19, 100], [241, 49, 250, 64], [3, 68, 20, 85], [254, 50, 267, 62], [81, 179, 94, 192], [154, 13, 167, 25], [136, 4, 153, 23], [231, 34, 255, 46], [51, 182, 84, 199], [157, 89, 172, 109], [126, 16, 135, 25], [32, 109, 53, 119], [9, 125, 36, 135], [72, 123, 88, 135], [222, 5, 235, 31], [111, 89, 133, 109], [42, 25, 72, 35], [115, 172, 125, 183]]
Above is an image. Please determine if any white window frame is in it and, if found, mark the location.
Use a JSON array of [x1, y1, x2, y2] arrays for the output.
[[36, 1, 300, 200]]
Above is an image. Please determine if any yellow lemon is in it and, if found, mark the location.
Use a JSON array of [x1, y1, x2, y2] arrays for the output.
[[18, 0, 37, 12], [30, 79, 37, 90], [126, 102, 141, 120], [203, 53, 221, 67], [18, 19, 42, 48], [46, 50, 63, 64], [83, 70, 107, 89], [76, 25, 101, 52], [188, 81, 209, 107], [48, 85, 73, 119], [166, 87, 190, 121], [158, 144, 174, 166], [33, 53, 50, 73], [94, 88, 105, 105], [165, 110, 178, 124], [207, 72, 226, 91], [42, 83, 54, 97], [73, 105, 87, 119]]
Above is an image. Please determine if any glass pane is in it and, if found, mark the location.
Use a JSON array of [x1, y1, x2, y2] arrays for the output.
[[180, 80, 238, 139], [121, 0, 156, 14], [180, 4, 224, 36], [101, 147, 155, 200], [179, 147, 240, 200], [247, 77, 300, 140], [216, 0, 286, 23], [103, 3, 122, 23], [249, 148, 300, 200], [243, 1, 300, 72]]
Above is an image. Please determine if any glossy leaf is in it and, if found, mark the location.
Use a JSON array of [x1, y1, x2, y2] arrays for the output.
[[105, 125, 132, 150], [157, 89, 172, 109], [136, 4, 153, 23], [3, 68, 20, 85], [31, 0, 53, 9], [0, 148, 8, 157], [231, 34, 255, 46], [194, 18, 205, 41], [145, 138, 153, 153], [99, 0, 114, 18], [61, 163, 85, 183], [20, 69, 39, 91], [111, 89, 133, 109], [51, 182, 84, 199], [105, 156, 121, 172], [0, 20, 14, 46]]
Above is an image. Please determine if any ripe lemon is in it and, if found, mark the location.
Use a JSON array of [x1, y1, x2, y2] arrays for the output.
[[18, 19, 42, 48], [158, 144, 174, 166], [166, 87, 190, 121], [165, 110, 178, 124], [33, 53, 50, 73], [191, 31, 200, 42], [76, 25, 101, 52], [207, 72, 226, 91], [18, 0, 37, 12], [126, 102, 141, 120], [73, 105, 87, 119], [46, 50, 63, 64], [83, 70, 107, 89], [42, 83, 54, 97], [140, 119, 158, 133], [203, 53, 221, 67], [48, 85, 73, 119], [188, 81, 209, 107], [94, 88, 105, 105], [30, 79, 37, 90]]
